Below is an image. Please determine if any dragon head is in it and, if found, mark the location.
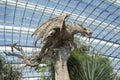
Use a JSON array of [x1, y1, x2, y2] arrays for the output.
[[75, 24, 92, 39]]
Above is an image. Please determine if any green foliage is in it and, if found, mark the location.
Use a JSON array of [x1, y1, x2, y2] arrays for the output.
[[68, 48, 115, 80], [35, 59, 55, 80], [0, 55, 22, 80], [35, 45, 115, 80]]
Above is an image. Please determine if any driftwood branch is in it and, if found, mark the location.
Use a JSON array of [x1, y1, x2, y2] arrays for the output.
[[5, 44, 41, 67]]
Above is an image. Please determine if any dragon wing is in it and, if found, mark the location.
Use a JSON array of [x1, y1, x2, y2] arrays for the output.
[[32, 14, 70, 46]]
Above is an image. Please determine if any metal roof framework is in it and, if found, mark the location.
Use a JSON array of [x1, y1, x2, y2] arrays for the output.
[[0, 0, 120, 79]]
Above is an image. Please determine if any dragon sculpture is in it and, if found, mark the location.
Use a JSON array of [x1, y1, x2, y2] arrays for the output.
[[32, 14, 92, 57], [5, 14, 92, 67]]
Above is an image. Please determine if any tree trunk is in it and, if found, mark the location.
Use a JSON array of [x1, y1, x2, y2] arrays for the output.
[[53, 47, 71, 80]]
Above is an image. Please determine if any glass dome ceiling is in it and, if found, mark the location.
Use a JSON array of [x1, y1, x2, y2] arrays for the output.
[[0, 0, 120, 79]]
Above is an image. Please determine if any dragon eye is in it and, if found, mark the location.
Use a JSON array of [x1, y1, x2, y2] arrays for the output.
[[84, 28, 87, 30]]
